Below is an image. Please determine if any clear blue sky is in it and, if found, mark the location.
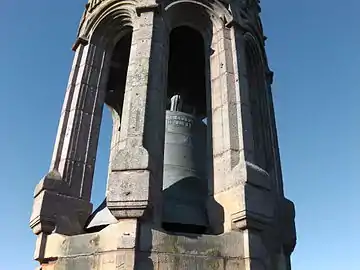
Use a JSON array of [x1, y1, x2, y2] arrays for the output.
[[1, 0, 359, 269]]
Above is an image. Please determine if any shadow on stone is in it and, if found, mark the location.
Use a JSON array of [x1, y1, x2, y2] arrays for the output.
[[134, 223, 155, 270]]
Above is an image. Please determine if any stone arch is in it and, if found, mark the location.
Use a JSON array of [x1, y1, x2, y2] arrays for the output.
[[244, 25, 271, 73], [81, 1, 136, 47], [160, 0, 234, 234], [69, 2, 138, 208], [164, 0, 232, 22], [161, 0, 233, 133], [163, 0, 232, 38], [244, 32, 266, 65], [162, 1, 216, 190], [83, 2, 135, 130]]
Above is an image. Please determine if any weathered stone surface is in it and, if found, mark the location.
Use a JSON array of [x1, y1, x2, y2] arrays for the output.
[[40, 251, 135, 270], [34, 220, 137, 262], [107, 9, 166, 222], [156, 254, 225, 270], [30, 188, 92, 236], [47, 42, 109, 202], [139, 227, 244, 259], [225, 259, 245, 270]]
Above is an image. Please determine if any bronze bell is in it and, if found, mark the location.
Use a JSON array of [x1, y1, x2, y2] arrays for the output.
[[162, 95, 209, 233]]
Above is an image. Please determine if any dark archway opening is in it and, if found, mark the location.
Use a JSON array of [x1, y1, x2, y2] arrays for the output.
[[167, 26, 207, 117], [105, 31, 132, 116], [162, 26, 209, 235], [85, 31, 132, 233]]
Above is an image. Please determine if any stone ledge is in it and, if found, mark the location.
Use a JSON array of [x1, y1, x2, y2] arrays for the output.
[[135, 251, 247, 270], [34, 220, 137, 262], [39, 250, 135, 270], [231, 210, 270, 231]]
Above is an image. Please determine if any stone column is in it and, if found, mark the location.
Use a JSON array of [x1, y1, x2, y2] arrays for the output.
[[107, 5, 167, 225], [208, 25, 241, 233], [30, 38, 111, 236], [209, 23, 274, 235], [210, 25, 245, 233], [211, 26, 241, 180], [108, 107, 121, 175], [51, 41, 110, 200], [209, 22, 277, 269]]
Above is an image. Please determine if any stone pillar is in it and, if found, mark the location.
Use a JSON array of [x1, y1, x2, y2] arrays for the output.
[[209, 22, 275, 268], [108, 108, 121, 175], [107, 4, 167, 225], [213, 23, 274, 228], [50, 41, 110, 200], [211, 26, 241, 178], [30, 38, 111, 236], [209, 25, 244, 233]]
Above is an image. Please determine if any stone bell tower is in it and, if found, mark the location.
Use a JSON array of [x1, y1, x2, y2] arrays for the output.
[[30, 0, 296, 269]]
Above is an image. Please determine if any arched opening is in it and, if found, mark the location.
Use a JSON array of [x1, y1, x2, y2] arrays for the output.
[[167, 26, 207, 117], [162, 26, 209, 234], [85, 30, 133, 233], [105, 32, 132, 115], [245, 37, 272, 172]]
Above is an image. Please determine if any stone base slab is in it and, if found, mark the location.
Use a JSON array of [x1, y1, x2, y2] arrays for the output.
[[35, 221, 292, 270]]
